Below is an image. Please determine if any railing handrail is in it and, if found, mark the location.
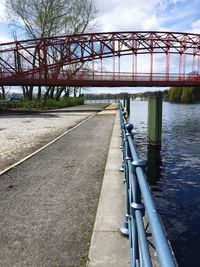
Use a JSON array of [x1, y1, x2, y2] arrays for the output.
[[119, 103, 177, 267], [1, 69, 199, 77]]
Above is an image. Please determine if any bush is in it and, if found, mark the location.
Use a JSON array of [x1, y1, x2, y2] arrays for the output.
[[2, 97, 84, 110]]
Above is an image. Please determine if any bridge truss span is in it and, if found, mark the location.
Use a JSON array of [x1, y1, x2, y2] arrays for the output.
[[1, 31, 200, 87]]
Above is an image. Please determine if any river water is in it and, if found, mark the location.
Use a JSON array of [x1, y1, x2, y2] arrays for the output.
[[129, 101, 200, 267]]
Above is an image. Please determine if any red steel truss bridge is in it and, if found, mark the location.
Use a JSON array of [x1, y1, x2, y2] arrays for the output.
[[1, 31, 200, 87]]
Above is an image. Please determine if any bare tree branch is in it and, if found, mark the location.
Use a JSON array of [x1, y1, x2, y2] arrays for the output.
[[6, 0, 98, 100]]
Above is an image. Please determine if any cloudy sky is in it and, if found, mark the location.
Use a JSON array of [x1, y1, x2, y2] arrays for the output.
[[1, 0, 200, 41], [95, 0, 200, 33], [1, 0, 200, 93]]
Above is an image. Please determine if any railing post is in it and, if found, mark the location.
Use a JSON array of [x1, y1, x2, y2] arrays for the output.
[[120, 109, 126, 172], [120, 123, 133, 237], [147, 95, 163, 145]]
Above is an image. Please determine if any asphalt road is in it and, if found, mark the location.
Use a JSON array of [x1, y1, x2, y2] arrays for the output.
[[0, 113, 115, 267]]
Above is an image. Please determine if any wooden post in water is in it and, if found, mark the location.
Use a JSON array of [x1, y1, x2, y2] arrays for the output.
[[147, 95, 163, 145], [126, 98, 130, 116], [123, 99, 126, 107]]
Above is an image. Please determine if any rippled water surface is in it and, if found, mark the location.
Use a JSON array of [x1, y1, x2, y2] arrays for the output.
[[129, 101, 200, 267]]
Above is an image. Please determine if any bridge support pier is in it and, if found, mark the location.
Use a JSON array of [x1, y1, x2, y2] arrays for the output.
[[147, 95, 163, 145]]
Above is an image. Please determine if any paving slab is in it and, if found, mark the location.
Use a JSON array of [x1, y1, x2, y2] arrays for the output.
[[88, 231, 129, 267], [93, 170, 125, 232]]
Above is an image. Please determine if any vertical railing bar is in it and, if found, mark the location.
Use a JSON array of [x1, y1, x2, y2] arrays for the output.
[[130, 214, 138, 267], [128, 161, 137, 202], [135, 210, 153, 267], [124, 148, 130, 215], [128, 216, 134, 267]]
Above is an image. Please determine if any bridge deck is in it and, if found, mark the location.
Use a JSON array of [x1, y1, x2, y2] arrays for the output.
[[1, 73, 200, 87]]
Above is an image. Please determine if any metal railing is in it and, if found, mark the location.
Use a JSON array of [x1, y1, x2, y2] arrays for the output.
[[119, 103, 177, 267], [1, 70, 200, 87], [1, 69, 200, 81]]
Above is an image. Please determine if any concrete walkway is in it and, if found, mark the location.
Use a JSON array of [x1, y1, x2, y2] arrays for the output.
[[87, 111, 129, 266], [0, 112, 115, 267], [0, 105, 130, 266]]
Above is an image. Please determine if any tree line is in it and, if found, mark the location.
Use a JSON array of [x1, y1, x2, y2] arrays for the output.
[[167, 87, 200, 103], [85, 89, 200, 104], [85, 91, 167, 100]]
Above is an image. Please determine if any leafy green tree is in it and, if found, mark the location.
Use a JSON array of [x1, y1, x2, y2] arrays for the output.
[[168, 87, 183, 102], [168, 86, 200, 103], [181, 87, 194, 103]]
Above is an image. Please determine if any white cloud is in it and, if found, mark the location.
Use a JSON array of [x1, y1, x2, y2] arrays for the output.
[[0, 0, 7, 23], [95, 0, 165, 32], [95, 0, 200, 34], [190, 19, 200, 34]]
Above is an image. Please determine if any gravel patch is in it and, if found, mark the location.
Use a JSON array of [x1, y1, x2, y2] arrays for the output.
[[0, 112, 94, 171]]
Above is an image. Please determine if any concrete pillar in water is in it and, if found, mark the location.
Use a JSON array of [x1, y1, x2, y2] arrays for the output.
[[147, 95, 163, 145]]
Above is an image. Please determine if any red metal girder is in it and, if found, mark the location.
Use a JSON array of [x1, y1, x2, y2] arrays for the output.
[[0, 57, 16, 73], [1, 31, 200, 87]]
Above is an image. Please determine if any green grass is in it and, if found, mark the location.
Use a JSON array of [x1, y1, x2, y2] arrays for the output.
[[1, 97, 84, 110]]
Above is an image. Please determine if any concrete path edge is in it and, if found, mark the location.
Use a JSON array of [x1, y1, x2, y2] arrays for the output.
[[87, 111, 130, 266]]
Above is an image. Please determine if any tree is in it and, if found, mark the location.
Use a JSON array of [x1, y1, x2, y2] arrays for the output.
[[0, 86, 6, 100], [181, 87, 194, 103], [168, 87, 183, 102], [168, 86, 200, 103], [6, 0, 97, 38], [6, 0, 97, 100]]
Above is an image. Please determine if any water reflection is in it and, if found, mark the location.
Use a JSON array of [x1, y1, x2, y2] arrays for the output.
[[129, 100, 200, 267], [146, 145, 162, 186]]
